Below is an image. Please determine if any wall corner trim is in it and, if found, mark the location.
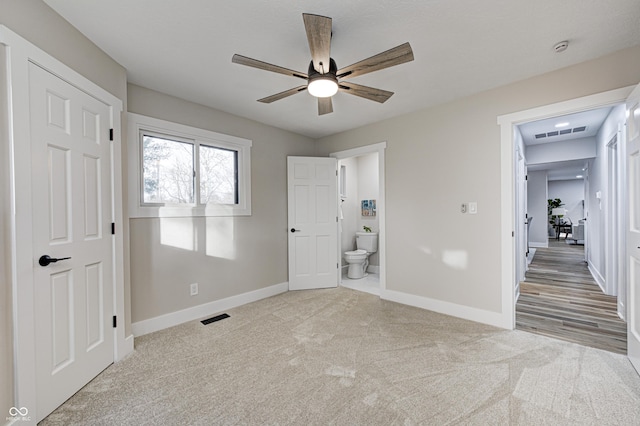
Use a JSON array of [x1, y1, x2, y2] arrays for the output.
[[116, 335, 135, 361], [588, 262, 606, 294], [381, 289, 512, 330], [131, 282, 289, 337]]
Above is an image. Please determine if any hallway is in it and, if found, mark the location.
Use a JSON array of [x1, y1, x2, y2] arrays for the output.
[[516, 239, 626, 354]]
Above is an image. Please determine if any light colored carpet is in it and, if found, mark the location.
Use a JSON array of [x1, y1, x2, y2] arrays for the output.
[[41, 287, 640, 425]]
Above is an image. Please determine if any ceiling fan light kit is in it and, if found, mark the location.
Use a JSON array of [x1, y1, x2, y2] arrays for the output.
[[232, 13, 414, 115], [307, 57, 338, 97], [308, 77, 338, 97]]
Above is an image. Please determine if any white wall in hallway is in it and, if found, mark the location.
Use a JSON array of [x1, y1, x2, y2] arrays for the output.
[[588, 103, 626, 292], [527, 171, 549, 246], [526, 137, 596, 165], [548, 179, 585, 225]]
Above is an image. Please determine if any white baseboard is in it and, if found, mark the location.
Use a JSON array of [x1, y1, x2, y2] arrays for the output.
[[529, 242, 548, 248], [116, 334, 134, 361], [132, 282, 289, 337], [588, 262, 606, 293], [381, 289, 510, 329]]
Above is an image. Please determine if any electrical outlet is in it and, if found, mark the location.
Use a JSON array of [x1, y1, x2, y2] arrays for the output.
[[461, 203, 467, 214], [190, 283, 198, 296]]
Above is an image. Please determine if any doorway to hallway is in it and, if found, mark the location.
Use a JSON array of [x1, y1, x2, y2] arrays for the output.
[[510, 101, 628, 352]]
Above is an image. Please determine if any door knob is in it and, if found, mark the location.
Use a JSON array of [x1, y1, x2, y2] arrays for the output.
[[290, 228, 300, 233], [39, 255, 71, 267]]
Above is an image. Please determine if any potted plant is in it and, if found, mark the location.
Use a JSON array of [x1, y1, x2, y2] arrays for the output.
[[547, 198, 564, 237]]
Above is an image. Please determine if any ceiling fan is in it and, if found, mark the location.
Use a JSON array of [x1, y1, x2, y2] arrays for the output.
[[232, 13, 414, 115]]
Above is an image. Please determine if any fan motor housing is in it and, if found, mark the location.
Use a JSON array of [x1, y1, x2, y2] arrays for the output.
[[308, 58, 338, 79]]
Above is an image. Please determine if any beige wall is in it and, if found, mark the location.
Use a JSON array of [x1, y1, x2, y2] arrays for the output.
[[0, 0, 129, 416], [315, 45, 640, 314], [127, 84, 316, 323]]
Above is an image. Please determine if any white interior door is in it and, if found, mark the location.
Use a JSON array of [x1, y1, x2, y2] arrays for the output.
[[29, 62, 114, 420], [627, 82, 640, 374], [288, 156, 338, 290]]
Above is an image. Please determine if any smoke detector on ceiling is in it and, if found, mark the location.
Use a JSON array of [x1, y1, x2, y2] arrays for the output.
[[554, 41, 569, 53]]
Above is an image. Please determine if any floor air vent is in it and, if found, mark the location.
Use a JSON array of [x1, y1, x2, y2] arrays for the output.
[[201, 313, 230, 325]]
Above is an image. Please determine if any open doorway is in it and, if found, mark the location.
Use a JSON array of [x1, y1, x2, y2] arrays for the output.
[[512, 104, 628, 352], [331, 143, 387, 296]]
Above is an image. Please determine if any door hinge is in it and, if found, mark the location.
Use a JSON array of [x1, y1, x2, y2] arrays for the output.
[[337, 263, 339, 269], [525, 175, 528, 180], [512, 231, 515, 237], [111, 222, 115, 235], [113, 316, 117, 328], [109, 128, 114, 141]]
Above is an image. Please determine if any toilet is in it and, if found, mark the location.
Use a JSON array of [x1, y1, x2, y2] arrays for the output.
[[344, 232, 378, 279]]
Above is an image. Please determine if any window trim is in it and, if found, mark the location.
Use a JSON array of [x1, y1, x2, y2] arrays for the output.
[[128, 113, 251, 217]]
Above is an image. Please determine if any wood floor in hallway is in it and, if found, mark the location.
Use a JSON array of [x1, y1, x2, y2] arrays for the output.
[[516, 238, 627, 354]]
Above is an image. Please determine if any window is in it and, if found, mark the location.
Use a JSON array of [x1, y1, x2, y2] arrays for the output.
[[140, 133, 239, 206], [199, 144, 238, 205], [128, 113, 251, 217], [142, 134, 195, 204]]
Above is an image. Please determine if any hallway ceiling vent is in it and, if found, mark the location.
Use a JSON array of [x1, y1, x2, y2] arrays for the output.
[[534, 126, 588, 140]]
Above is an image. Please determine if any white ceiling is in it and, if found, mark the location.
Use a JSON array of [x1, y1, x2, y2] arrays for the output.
[[44, 0, 640, 139], [519, 107, 613, 146], [520, 106, 615, 181]]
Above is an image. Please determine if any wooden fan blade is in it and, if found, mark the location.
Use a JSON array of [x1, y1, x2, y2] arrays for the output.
[[302, 13, 332, 74], [258, 86, 308, 103], [318, 97, 333, 115], [338, 82, 393, 103], [232, 54, 308, 80], [337, 42, 414, 80]]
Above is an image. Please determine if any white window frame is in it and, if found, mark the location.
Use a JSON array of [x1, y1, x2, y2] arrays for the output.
[[128, 113, 251, 217]]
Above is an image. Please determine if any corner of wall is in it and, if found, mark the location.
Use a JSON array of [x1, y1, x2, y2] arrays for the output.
[[0, 40, 15, 423]]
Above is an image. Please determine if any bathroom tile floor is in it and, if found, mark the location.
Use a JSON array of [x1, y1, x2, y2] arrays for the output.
[[340, 271, 380, 296]]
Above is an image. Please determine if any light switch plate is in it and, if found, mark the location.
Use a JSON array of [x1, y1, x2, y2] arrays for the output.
[[469, 202, 477, 214]]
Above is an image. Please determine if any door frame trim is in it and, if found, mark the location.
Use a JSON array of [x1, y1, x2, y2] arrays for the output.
[[0, 26, 132, 417], [330, 142, 387, 293], [498, 85, 635, 329]]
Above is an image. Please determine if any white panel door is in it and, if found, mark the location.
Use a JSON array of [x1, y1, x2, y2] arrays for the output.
[[627, 82, 640, 374], [29, 62, 114, 420], [288, 156, 338, 290]]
